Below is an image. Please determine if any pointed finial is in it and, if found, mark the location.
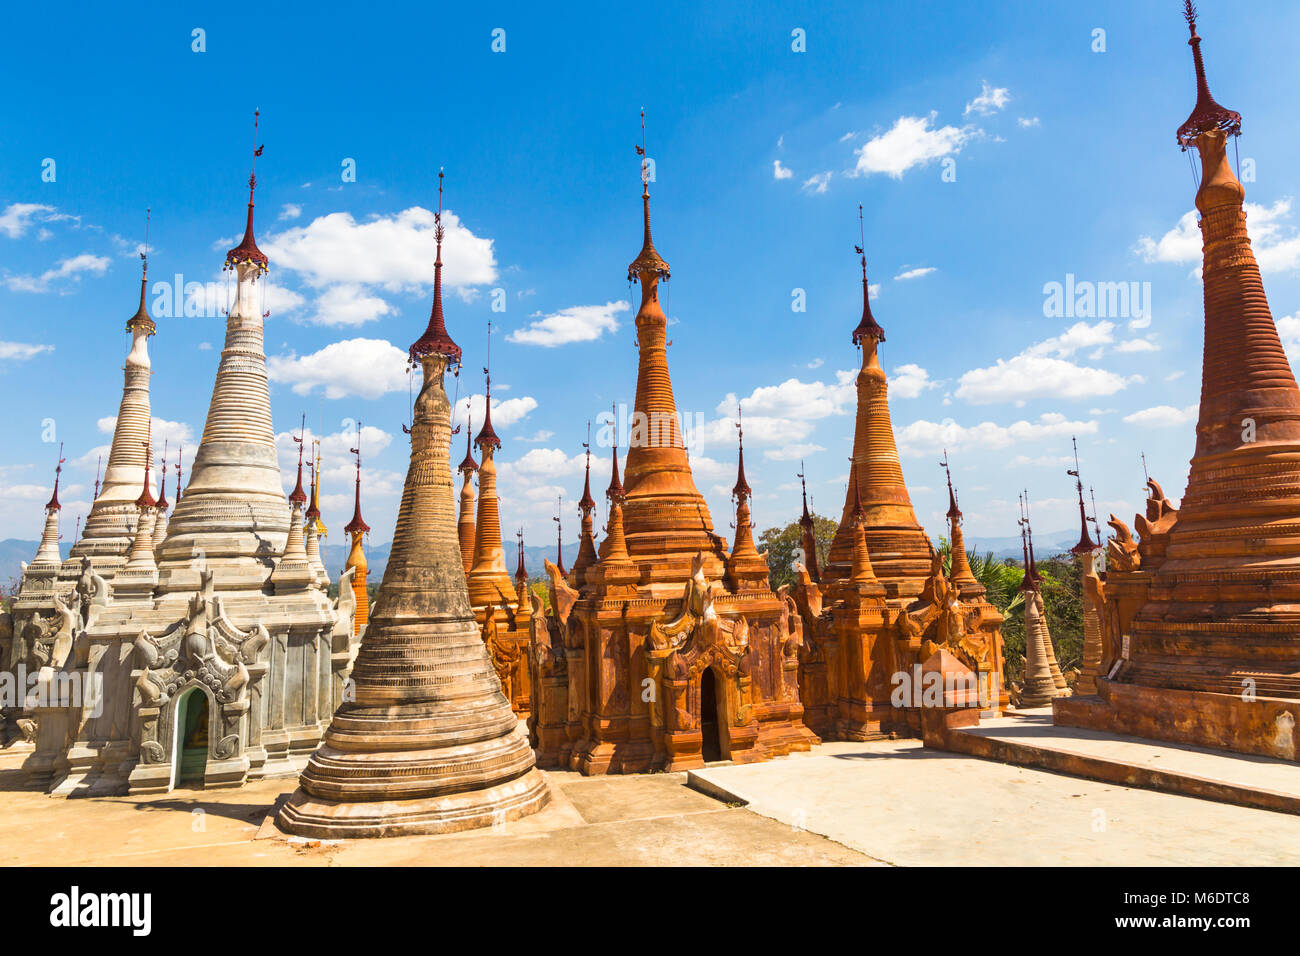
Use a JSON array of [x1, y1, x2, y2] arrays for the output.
[[408, 166, 462, 364], [135, 426, 156, 510], [851, 204, 885, 345], [225, 110, 269, 272], [475, 333, 501, 450], [156, 439, 170, 511], [1176, 1, 1241, 147], [1069, 436, 1097, 554], [45, 442, 65, 512], [93, 454, 102, 501], [628, 109, 670, 283], [175, 445, 184, 503], [142, 207, 150, 278], [345, 419, 369, 534], [606, 402, 625, 502], [554, 495, 565, 574], [290, 413, 308, 505], [940, 448, 961, 519], [732, 405, 751, 500]]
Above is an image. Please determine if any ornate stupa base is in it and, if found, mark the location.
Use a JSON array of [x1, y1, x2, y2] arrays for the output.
[[277, 752, 549, 839]]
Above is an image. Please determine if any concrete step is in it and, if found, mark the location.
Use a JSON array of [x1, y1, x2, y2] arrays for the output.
[[944, 707, 1300, 815]]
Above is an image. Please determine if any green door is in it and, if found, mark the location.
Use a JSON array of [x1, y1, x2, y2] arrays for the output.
[[177, 690, 209, 784]]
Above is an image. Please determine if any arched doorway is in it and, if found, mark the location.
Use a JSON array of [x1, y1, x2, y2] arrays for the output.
[[173, 689, 209, 787], [700, 668, 723, 762]]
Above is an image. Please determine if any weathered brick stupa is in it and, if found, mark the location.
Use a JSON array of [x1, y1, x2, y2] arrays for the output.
[[22, 119, 355, 796], [1016, 499, 1067, 708], [277, 173, 549, 838], [1057, 4, 1300, 761], [793, 225, 1006, 741], [527, 125, 817, 773], [3, 238, 159, 746]]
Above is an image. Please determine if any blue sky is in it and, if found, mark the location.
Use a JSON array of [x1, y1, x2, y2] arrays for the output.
[[5, 0, 1300, 555]]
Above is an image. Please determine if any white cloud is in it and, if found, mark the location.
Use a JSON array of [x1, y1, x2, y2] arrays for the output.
[[1122, 404, 1197, 427], [897, 412, 1098, 454], [806, 358, 824, 369], [964, 82, 1010, 117], [1026, 320, 1116, 358], [309, 283, 393, 326], [956, 353, 1132, 404], [717, 376, 856, 421], [264, 207, 496, 290], [763, 443, 825, 461], [1115, 337, 1159, 353], [891, 363, 938, 398], [279, 203, 302, 221], [507, 300, 629, 347], [517, 429, 554, 443], [851, 113, 973, 179], [0, 341, 53, 361], [773, 160, 793, 180], [267, 338, 413, 400], [0, 203, 55, 239], [894, 266, 936, 281], [450, 392, 539, 432], [802, 171, 832, 194], [1017, 117, 1041, 128], [5, 253, 111, 292]]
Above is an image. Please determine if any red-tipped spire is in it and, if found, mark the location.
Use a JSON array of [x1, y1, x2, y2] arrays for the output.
[[731, 406, 751, 499], [155, 439, 170, 512], [127, 208, 157, 335], [408, 169, 463, 364], [942, 448, 960, 520], [135, 434, 157, 510], [798, 464, 814, 527], [1176, 2, 1241, 148], [305, 450, 321, 521], [174, 445, 184, 504], [627, 109, 671, 282], [289, 415, 308, 505], [1068, 437, 1097, 555], [578, 422, 596, 513], [553, 496, 566, 575], [475, 367, 501, 451], [458, 407, 479, 474], [225, 110, 269, 272], [515, 528, 527, 582], [45, 443, 65, 512], [344, 421, 370, 534], [851, 204, 885, 345], [606, 405, 625, 501]]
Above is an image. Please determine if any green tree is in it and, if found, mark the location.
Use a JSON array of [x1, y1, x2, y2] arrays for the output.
[[759, 515, 837, 591]]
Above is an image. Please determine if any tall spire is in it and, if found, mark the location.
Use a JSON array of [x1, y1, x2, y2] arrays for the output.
[[309, 439, 327, 539], [127, 208, 156, 336], [344, 420, 370, 536], [621, 111, 719, 561], [71, 215, 158, 575], [553, 496, 566, 576], [601, 413, 630, 562], [515, 528, 528, 589], [157, 121, 289, 594], [851, 204, 885, 346], [224, 110, 268, 273], [343, 420, 370, 636], [941, 450, 980, 593], [32, 446, 65, 566], [797, 460, 822, 582], [727, 407, 767, 587], [573, 422, 599, 584], [408, 168, 462, 366], [468, 331, 516, 607], [154, 439, 170, 513], [134, 431, 157, 511], [1068, 437, 1097, 555]]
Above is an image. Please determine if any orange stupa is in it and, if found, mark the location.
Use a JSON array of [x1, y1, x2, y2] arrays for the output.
[[823, 220, 932, 599], [1056, 4, 1300, 761]]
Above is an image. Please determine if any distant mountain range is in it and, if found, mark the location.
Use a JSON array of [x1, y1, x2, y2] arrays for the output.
[[0, 537, 587, 591], [950, 528, 1085, 562]]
